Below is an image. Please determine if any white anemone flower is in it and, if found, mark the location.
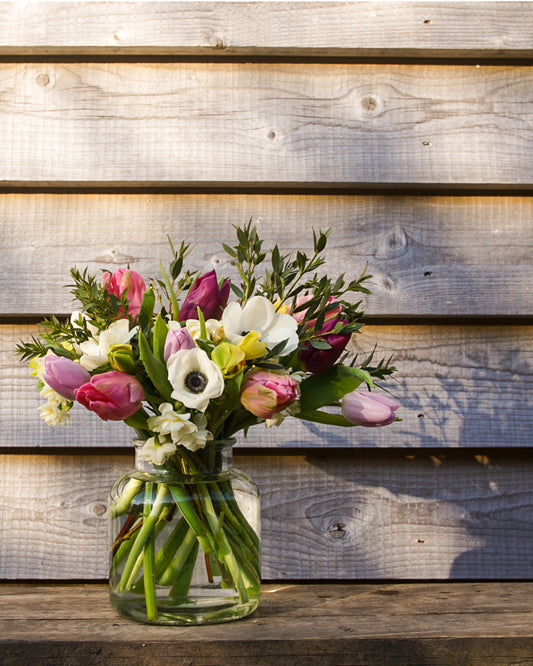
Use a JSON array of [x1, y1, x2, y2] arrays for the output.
[[222, 295, 299, 356], [137, 436, 177, 466], [167, 348, 224, 412], [147, 403, 197, 444], [79, 319, 135, 371]]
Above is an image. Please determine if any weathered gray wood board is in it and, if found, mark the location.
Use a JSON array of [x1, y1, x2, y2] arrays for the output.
[[4, 324, 532, 449], [1, 583, 533, 665], [2, 63, 533, 186], [2, 194, 532, 317], [1, 452, 531, 580], [1, 2, 532, 58]]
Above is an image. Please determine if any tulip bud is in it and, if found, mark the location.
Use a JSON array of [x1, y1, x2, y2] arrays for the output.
[[297, 318, 350, 374], [75, 370, 144, 421], [240, 370, 299, 419], [342, 390, 399, 427], [164, 327, 195, 361], [178, 270, 230, 322], [103, 268, 146, 319], [211, 342, 246, 377], [108, 343, 136, 374], [43, 354, 91, 400]]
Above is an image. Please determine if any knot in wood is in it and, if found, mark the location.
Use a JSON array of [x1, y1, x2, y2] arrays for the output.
[[36, 74, 50, 87], [329, 522, 347, 539]]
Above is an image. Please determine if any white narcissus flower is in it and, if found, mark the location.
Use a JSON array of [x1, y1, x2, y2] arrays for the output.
[[147, 403, 197, 443], [79, 319, 135, 371], [222, 296, 299, 356], [39, 385, 72, 426], [167, 348, 224, 412], [137, 436, 177, 466], [179, 413, 213, 452], [182, 318, 223, 341]]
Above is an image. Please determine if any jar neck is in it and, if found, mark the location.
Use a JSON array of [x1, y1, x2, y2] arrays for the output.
[[134, 439, 236, 477]]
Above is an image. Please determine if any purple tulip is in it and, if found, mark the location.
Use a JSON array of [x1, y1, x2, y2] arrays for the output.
[[297, 318, 351, 374], [164, 327, 196, 361], [342, 390, 399, 427], [43, 355, 91, 400], [178, 270, 230, 322], [74, 371, 144, 421]]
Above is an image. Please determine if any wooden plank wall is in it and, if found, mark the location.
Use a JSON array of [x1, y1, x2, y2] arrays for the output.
[[1, 2, 532, 581]]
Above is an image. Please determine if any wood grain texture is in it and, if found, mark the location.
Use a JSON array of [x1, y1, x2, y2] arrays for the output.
[[1, 2, 532, 57], [4, 324, 532, 449], [2, 194, 532, 317], [1, 583, 533, 666], [1, 452, 532, 580], [1, 63, 533, 187]]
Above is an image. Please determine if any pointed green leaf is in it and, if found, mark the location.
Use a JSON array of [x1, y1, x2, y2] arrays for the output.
[[138, 287, 155, 329], [139, 330, 173, 401], [153, 313, 169, 362], [299, 365, 373, 413], [297, 410, 356, 427]]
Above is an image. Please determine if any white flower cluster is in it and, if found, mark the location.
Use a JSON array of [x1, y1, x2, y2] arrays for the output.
[[137, 403, 213, 465]]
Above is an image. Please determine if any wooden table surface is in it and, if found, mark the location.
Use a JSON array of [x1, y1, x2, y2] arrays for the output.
[[1, 582, 532, 665]]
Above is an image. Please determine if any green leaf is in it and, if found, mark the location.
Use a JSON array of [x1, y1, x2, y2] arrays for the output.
[[138, 288, 155, 330], [299, 365, 373, 413], [159, 261, 181, 319], [297, 410, 356, 427], [153, 313, 169, 362], [124, 409, 150, 430], [138, 330, 173, 401]]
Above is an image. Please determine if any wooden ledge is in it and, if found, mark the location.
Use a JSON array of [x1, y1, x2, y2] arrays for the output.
[[1, 582, 532, 665]]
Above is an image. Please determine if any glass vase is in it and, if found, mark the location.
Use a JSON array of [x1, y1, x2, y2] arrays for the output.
[[108, 440, 261, 625]]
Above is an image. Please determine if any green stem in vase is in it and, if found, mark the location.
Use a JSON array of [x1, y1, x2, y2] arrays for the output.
[[116, 482, 169, 593], [142, 482, 158, 622], [159, 526, 198, 587]]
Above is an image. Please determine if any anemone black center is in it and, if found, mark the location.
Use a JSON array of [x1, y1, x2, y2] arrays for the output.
[[184, 371, 208, 394]]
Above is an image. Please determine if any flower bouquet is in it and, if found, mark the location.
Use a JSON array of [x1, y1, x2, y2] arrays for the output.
[[17, 222, 398, 625]]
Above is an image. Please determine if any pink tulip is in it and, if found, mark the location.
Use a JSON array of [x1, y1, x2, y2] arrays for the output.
[[43, 355, 91, 400], [74, 371, 144, 421], [164, 327, 196, 361], [103, 268, 146, 319], [342, 390, 399, 427], [297, 317, 351, 374], [178, 270, 230, 322], [240, 370, 299, 419]]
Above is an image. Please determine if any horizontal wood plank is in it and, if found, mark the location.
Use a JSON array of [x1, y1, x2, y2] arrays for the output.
[[4, 324, 532, 449], [1, 64, 533, 187], [1, 2, 532, 58], [2, 194, 532, 318], [1, 583, 533, 666], [1, 451, 532, 580]]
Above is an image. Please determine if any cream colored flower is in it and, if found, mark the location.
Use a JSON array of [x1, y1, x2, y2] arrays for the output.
[[147, 403, 197, 444], [182, 318, 223, 341], [137, 436, 177, 466], [79, 319, 135, 371], [179, 413, 213, 452], [38, 386, 73, 426]]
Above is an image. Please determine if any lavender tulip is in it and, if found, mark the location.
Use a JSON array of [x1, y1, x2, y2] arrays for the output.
[[164, 327, 196, 361], [43, 354, 91, 400], [342, 390, 399, 427]]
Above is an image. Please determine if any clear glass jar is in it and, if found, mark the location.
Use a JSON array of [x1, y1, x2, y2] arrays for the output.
[[108, 440, 261, 625]]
